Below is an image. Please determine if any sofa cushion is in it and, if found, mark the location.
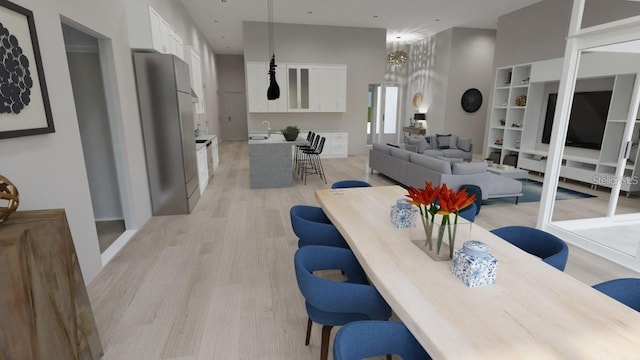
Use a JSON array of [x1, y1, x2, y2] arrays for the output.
[[390, 147, 412, 161], [458, 137, 472, 152], [437, 156, 463, 163], [406, 135, 428, 153], [373, 143, 392, 155], [423, 149, 444, 158], [410, 153, 452, 175], [440, 149, 472, 160], [485, 175, 523, 197], [452, 162, 488, 175]]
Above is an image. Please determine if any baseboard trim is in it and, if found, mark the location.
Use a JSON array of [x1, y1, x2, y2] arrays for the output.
[[101, 229, 137, 266]]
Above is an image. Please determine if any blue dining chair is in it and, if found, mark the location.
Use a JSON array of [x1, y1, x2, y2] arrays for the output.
[[458, 203, 477, 223], [490, 226, 568, 271], [333, 320, 431, 360], [592, 278, 640, 312], [290, 205, 349, 248], [331, 180, 372, 189], [294, 245, 392, 360]]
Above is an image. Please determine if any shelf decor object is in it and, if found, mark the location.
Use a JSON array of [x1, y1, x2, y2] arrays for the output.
[[0, 0, 54, 139], [0, 174, 18, 224]]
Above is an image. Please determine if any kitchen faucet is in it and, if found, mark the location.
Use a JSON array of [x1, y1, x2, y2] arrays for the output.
[[262, 120, 272, 136]]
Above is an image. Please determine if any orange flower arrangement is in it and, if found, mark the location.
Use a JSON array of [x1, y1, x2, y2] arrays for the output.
[[407, 182, 476, 258]]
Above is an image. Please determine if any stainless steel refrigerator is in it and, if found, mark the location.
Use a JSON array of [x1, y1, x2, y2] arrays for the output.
[[133, 52, 200, 215]]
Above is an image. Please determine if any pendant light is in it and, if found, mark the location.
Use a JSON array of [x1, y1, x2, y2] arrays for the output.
[[266, 0, 280, 100]]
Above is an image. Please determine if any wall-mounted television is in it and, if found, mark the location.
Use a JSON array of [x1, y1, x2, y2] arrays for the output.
[[541, 91, 612, 150]]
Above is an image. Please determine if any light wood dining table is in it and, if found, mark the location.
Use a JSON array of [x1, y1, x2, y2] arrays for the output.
[[315, 185, 640, 359]]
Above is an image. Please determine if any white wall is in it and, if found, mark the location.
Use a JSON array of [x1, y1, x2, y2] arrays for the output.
[[0, 0, 220, 284], [242, 21, 386, 155], [125, 0, 220, 138]]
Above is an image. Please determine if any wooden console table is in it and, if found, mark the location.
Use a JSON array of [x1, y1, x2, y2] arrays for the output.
[[403, 126, 426, 135], [0, 210, 103, 360]]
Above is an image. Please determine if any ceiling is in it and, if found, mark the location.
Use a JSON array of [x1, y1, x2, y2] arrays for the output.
[[180, 0, 543, 55]]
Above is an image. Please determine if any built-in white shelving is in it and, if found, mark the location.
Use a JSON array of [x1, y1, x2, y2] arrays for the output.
[[485, 55, 640, 193]]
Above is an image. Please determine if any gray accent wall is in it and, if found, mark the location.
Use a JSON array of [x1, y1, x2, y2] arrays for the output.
[[243, 21, 386, 155]]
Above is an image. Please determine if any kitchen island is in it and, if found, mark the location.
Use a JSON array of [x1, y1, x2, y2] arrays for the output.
[[249, 134, 308, 189]]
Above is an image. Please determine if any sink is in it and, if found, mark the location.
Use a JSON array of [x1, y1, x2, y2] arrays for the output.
[[249, 132, 270, 140]]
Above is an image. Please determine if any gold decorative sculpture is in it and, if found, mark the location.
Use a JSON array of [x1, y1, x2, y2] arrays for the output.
[[0, 175, 19, 224]]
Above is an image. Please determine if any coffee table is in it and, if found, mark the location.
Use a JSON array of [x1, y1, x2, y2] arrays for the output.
[[487, 165, 528, 180]]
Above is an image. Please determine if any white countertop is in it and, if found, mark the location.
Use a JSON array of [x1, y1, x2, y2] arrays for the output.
[[248, 134, 308, 145]]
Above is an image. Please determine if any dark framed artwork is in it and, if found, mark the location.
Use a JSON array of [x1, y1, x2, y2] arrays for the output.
[[0, 0, 53, 139], [461, 88, 482, 113]]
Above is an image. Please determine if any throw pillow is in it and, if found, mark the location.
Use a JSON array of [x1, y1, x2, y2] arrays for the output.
[[436, 134, 453, 149], [406, 136, 428, 153], [449, 135, 459, 150], [457, 137, 472, 152]]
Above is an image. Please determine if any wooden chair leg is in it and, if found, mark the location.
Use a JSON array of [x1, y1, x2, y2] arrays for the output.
[[320, 325, 333, 360], [305, 318, 313, 345], [386, 355, 392, 360]]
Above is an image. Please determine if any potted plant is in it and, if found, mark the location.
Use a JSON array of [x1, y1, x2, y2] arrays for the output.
[[281, 125, 300, 141]]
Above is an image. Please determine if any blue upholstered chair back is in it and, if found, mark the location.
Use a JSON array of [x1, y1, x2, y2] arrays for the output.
[[294, 246, 392, 324], [460, 184, 482, 215], [593, 278, 640, 312], [290, 205, 349, 248], [458, 203, 477, 223], [490, 226, 569, 271], [333, 321, 431, 360], [331, 180, 372, 189]]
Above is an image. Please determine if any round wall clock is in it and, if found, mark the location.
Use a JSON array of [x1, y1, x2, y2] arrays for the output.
[[461, 88, 482, 113]]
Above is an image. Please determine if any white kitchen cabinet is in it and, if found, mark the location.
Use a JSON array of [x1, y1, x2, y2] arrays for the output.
[[309, 65, 347, 112], [305, 131, 348, 158], [246, 62, 346, 113], [246, 62, 288, 112], [188, 48, 204, 114], [148, 6, 183, 59], [197, 145, 209, 195]]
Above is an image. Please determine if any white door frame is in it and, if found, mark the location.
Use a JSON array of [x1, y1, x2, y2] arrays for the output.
[[538, 0, 640, 271]]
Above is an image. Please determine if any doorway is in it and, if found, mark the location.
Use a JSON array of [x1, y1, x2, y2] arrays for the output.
[[62, 24, 125, 254], [220, 91, 248, 141], [367, 83, 402, 145]]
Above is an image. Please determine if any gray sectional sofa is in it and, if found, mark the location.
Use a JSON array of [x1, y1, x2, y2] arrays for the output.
[[404, 134, 473, 161], [369, 143, 523, 201]]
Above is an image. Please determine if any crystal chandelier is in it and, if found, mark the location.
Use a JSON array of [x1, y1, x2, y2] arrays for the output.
[[387, 50, 408, 67]]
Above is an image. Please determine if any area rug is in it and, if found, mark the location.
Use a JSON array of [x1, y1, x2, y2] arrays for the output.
[[483, 180, 596, 205]]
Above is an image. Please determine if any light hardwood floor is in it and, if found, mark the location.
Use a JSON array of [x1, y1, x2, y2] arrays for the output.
[[88, 141, 640, 359]]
